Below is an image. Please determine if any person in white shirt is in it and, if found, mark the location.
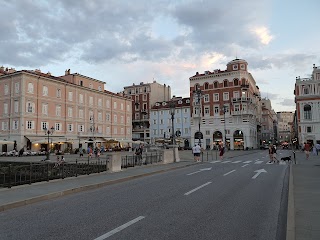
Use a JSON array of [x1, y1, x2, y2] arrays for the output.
[[192, 144, 201, 162]]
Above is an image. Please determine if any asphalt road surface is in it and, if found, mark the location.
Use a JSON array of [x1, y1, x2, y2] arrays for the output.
[[0, 150, 290, 240]]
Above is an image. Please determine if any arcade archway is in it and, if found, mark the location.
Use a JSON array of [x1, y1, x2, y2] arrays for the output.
[[233, 130, 244, 150]]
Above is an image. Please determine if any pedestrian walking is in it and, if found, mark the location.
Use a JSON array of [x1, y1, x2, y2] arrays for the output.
[[192, 144, 201, 162], [316, 143, 320, 156], [219, 142, 225, 160], [303, 142, 311, 160]]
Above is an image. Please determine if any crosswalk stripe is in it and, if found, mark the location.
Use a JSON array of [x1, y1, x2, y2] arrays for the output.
[[243, 161, 252, 163], [232, 160, 242, 163], [210, 160, 221, 163], [221, 161, 231, 163], [254, 161, 263, 164]]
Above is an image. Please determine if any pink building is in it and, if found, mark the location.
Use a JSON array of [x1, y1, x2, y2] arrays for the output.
[[0, 67, 132, 153]]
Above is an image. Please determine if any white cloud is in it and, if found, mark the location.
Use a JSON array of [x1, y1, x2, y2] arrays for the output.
[[251, 26, 274, 45]]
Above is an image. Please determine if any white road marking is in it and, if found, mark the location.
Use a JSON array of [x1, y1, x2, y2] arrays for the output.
[[256, 159, 260, 161], [266, 161, 273, 164], [223, 170, 236, 176], [252, 169, 267, 179], [232, 160, 242, 163], [254, 161, 263, 164], [243, 161, 252, 163], [210, 160, 221, 163], [241, 164, 249, 167], [94, 216, 145, 240], [221, 160, 231, 164], [184, 182, 212, 195], [187, 168, 212, 176]]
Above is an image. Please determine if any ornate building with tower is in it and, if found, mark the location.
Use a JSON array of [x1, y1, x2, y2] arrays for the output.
[[189, 59, 262, 150]]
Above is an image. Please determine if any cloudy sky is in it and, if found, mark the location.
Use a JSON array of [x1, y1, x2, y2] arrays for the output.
[[1, 0, 319, 112]]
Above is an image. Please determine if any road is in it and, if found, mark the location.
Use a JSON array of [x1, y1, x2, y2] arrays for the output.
[[0, 150, 290, 240]]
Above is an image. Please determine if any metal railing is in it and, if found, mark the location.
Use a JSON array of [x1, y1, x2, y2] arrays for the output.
[[0, 159, 108, 188], [121, 152, 162, 168]]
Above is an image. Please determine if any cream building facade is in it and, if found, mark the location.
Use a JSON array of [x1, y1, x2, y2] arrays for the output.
[[294, 64, 320, 145], [0, 67, 132, 152]]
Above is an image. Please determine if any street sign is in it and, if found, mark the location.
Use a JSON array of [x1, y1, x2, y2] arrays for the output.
[[195, 131, 203, 139], [175, 130, 181, 137]]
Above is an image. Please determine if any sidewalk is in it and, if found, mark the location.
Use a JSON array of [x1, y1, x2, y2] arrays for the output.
[[290, 151, 320, 240]]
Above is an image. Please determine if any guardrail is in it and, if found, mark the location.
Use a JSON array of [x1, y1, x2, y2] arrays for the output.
[[121, 152, 162, 168], [0, 159, 109, 188]]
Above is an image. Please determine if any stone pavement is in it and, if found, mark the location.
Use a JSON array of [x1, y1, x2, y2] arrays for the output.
[[289, 150, 320, 240], [1, 148, 319, 239]]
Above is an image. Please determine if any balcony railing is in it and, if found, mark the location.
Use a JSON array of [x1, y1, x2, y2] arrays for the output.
[[241, 84, 249, 89], [232, 97, 252, 103]]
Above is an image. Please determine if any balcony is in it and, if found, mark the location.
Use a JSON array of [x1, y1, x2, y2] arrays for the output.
[[141, 109, 148, 114], [232, 97, 252, 103], [241, 84, 249, 89]]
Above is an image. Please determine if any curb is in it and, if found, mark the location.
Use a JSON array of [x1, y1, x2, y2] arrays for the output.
[[286, 164, 295, 240], [0, 162, 197, 212]]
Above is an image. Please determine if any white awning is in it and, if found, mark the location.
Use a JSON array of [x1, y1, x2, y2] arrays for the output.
[[0, 140, 15, 144]]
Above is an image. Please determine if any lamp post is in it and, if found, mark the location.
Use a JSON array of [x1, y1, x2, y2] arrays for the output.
[[170, 101, 176, 162], [193, 87, 202, 146], [222, 105, 227, 148], [44, 126, 54, 160], [90, 115, 96, 149]]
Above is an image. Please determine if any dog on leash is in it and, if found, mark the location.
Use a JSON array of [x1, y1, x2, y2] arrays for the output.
[[281, 156, 292, 163]]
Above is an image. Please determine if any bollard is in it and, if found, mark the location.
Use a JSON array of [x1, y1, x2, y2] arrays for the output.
[[8, 164, 12, 188], [293, 151, 296, 164], [75, 160, 78, 177]]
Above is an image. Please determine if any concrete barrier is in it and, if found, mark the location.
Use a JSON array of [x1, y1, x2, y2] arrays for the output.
[[107, 152, 122, 172], [161, 147, 180, 164]]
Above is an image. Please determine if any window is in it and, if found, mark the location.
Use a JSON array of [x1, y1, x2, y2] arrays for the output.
[[234, 104, 240, 112], [223, 105, 229, 113], [79, 80, 83, 86], [68, 107, 73, 118], [204, 82, 209, 89], [143, 95, 147, 101], [106, 126, 110, 134], [153, 129, 157, 135], [160, 119, 163, 124], [233, 64, 238, 70], [56, 106, 61, 116], [79, 109, 84, 119], [213, 82, 218, 88], [89, 83, 93, 89], [160, 129, 164, 135], [223, 80, 228, 87], [223, 92, 229, 101], [214, 106, 219, 114], [4, 84, 8, 95], [26, 121, 34, 129], [14, 101, 19, 113], [153, 119, 157, 124], [68, 92, 73, 101], [121, 116, 124, 124], [78, 125, 84, 132], [184, 108, 188, 113], [127, 128, 130, 134], [304, 104, 312, 120], [120, 127, 124, 134], [13, 120, 19, 130], [41, 122, 48, 130], [113, 127, 117, 134], [233, 91, 239, 98], [184, 128, 189, 134], [15, 83, 19, 93], [55, 123, 61, 131], [26, 102, 34, 113], [106, 100, 110, 108], [303, 87, 309, 95], [3, 103, 8, 114], [204, 107, 210, 115], [98, 86, 102, 91], [28, 83, 34, 93], [106, 113, 111, 121], [114, 115, 117, 123], [97, 112, 102, 121], [1, 122, 8, 130], [233, 79, 239, 86], [214, 93, 219, 101], [127, 104, 130, 112], [206, 130, 210, 135], [120, 103, 124, 110], [79, 94, 83, 103], [204, 94, 209, 102], [307, 126, 312, 133], [43, 86, 48, 96], [56, 89, 61, 98], [89, 96, 93, 106], [240, 64, 245, 70], [184, 117, 187, 123], [68, 124, 73, 132], [127, 116, 130, 123], [41, 103, 48, 115]]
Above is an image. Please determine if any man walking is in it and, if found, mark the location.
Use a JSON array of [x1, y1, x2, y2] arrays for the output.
[[192, 144, 201, 162]]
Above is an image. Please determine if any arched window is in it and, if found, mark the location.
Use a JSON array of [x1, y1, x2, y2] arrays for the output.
[[213, 82, 218, 88], [223, 80, 228, 87], [233, 79, 239, 86], [195, 84, 200, 90], [304, 104, 312, 120], [204, 82, 209, 90]]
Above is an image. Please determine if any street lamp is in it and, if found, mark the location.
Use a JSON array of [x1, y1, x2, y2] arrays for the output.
[[193, 87, 202, 146], [90, 115, 96, 149], [222, 105, 227, 147], [44, 126, 54, 160], [170, 100, 176, 162]]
